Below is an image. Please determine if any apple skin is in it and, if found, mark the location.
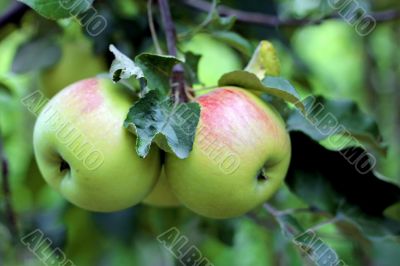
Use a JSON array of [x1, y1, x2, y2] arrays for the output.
[[33, 78, 161, 212], [165, 87, 291, 219], [181, 33, 242, 89], [142, 168, 180, 207], [40, 40, 106, 98]]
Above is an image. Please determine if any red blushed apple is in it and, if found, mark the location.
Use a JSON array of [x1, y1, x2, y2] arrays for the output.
[[33, 78, 161, 212], [165, 87, 291, 219]]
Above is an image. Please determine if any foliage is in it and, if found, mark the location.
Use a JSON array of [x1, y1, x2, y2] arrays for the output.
[[1, 0, 400, 265]]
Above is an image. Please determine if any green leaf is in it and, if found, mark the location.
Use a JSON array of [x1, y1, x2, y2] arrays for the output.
[[12, 37, 61, 74], [337, 207, 398, 239], [211, 31, 253, 57], [109, 45, 144, 82], [178, 0, 235, 39], [109, 45, 181, 96], [124, 91, 200, 159], [268, 210, 345, 266], [292, 229, 346, 266], [233, 219, 273, 266], [287, 132, 400, 239], [287, 170, 342, 213], [383, 202, 400, 221], [286, 96, 386, 161], [207, 11, 236, 31], [263, 76, 302, 103], [370, 237, 400, 266], [245, 41, 281, 78], [182, 51, 201, 86], [218, 70, 305, 112], [19, 0, 94, 20], [135, 53, 182, 97]]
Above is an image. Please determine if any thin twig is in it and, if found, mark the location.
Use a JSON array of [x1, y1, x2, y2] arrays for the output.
[[178, 0, 218, 39], [0, 129, 19, 240], [264, 203, 280, 217], [181, 0, 400, 27], [158, 0, 178, 56], [277, 206, 331, 217], [147, 0, 163, 55], [158, 0, 189, 103], [0, 2, 29, 28], [307, 217, 340, 232]]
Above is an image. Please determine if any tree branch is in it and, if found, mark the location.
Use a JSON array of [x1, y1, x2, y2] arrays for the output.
[[181, 0, 400, 27], [158, 0, 189, 103], [0, 130, 19, 240], [0, 2, 29, 29], [147, 0, 163, 55]]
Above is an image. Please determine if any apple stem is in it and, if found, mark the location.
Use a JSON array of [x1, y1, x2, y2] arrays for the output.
[[0, 132, 19, 241], [158, 0, 191, 103]]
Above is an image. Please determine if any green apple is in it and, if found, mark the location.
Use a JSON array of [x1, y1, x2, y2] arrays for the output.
[[165, 87, 291, 218], [292, 21, 364, 108], [40, 39, 106, 98], [33, 78, 161, 212], [142, 167, 180, 207], [180, 33, 242, 89]]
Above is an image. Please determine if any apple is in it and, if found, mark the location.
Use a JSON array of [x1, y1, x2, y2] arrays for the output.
[[292, 21, 364, 108], [165, 87, 291, 218], [142, 168, 180, 207], [33, 78, 161, 212], [180, 33, 242, 89], [40, 39, 106, 98]]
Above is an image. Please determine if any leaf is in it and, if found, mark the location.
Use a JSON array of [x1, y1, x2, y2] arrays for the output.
[[292, 229, 346, 266], [218, 70, 305, 112], [12, 37, 61, 74], [338, 208, 399, 239], [383, 202, 400, 221], [109, 46, 181, 96], [124, 91, 200, 159], [269, 210, 345, 266], [135, 53, 182, 96], [179, 0, 235, 39], [286, 96, 388, 183], [287, 171, 341, 213], [19, 0, 94, 20], [207, 11, 236, 31], [287, 132, 400, 239], [370, 238, 400, 266], [211, 31, 253, 57], [182, 51, 201, 86], [287, 96, 381, 144], [109, 45, 143, 82], [245, 41, 281, 78], [0, 81, 13, 96], [263, 76, 302, 105], [233, 219, 273, 266], [133, 234, 175, 266]]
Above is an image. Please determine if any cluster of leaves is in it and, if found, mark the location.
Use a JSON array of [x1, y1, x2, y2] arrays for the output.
[[1, 0, 400, 265]]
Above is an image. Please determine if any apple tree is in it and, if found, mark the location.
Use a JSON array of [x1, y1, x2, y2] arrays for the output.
[[1, 0, 400, 265]]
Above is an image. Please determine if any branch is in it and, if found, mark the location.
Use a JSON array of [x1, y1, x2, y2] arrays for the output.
[[0, 130, 19, 240], [158, 0, 189, 103], [181, 0, 400, 27], [0, 2, 29, 29], [147, 0, 163, 55], [264, 203, 281, 217]]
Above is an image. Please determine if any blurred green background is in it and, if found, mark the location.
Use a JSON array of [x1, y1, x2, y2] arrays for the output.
[[1, 0, 400, 265]]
